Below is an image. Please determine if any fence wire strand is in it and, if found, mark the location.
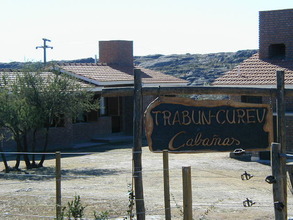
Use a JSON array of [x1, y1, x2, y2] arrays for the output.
[[0, 150, 291, 219]]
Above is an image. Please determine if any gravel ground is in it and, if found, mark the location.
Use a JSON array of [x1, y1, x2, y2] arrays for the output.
[[0, 143, 292, 219]]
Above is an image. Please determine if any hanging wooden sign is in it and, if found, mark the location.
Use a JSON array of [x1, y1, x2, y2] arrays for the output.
[[144, 97, 273, 153]]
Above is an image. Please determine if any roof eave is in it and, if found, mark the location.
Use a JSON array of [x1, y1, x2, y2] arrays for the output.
[[142, 82, 188, 87], [212, 84, 293, 89], [99, 81, 134, 86], [56, 67, 101, 86]]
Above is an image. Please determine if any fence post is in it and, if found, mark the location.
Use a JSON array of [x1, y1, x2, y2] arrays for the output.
[[286, 164, 293, 194], [133, 69, 145, 220], [182, 166, 192, 220], [56, 151, 62, 219], [275, 70, 287, 219], [163, 150, 171, 220], [271, 143, 287, 220]]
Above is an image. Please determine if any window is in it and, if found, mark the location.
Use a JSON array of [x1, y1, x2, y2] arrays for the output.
[[87, 110, 99, 122], [269, 44, 286, 59], [74, 94, 100, 123], [50, 114, 65, 127], [241, 96, 262, 104], [73, 110, 99, 123], [107, 97, 120, 116]]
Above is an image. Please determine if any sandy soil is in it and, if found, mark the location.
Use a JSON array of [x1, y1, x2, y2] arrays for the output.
[[0, 143, 292, 219]]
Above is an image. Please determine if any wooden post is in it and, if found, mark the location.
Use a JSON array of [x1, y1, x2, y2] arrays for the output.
[[163, 150, 171, 220], [286, 163, 293, 194], [271, 143, 287, 219], [133, 69, 145, 220], [182, 166, 192, 220], [276, 70, 287, 218], [277, 70, 286, 148], [55, 151, 62, 219]]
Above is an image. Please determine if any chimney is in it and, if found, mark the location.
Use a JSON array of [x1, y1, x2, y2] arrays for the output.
[[259, 9, 293, 60], [99, 40, 133, 66]]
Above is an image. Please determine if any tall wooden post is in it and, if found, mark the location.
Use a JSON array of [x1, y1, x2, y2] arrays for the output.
[[277, 70, 286, 151], [275, 70, 287, 219], [182, 166, 192, 220], [163, 150, 171, 220], [271, 143, 287, 219], [133, 68, 145, 220], [55, 151, 62, 219]]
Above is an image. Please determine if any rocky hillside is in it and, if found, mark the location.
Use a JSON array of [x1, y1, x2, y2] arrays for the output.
[[134, 49, 258, 86], [0, 50, 257, 86], [0, 58, 96, 69]]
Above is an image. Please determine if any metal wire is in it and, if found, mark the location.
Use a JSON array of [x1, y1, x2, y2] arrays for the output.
[[0, 149, 282, 219]]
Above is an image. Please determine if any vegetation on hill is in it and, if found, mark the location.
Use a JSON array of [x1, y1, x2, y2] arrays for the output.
[[134, 49, 258, 85], [0, 49, 257, 86]]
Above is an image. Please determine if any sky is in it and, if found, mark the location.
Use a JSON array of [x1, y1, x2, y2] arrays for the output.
[[1, 0, 292, 63]]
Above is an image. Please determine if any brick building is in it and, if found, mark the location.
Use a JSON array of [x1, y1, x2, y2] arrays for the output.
[[213, 8, 293, 151], [1, 40, 187, 151]]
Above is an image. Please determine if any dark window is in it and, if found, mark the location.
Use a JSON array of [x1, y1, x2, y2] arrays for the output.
[[74, 113, 87, 123], [87, 110, 99, 122], [269, 44, 286, 59], [107, 97, 120, 116], [241, 96, 262, 104], [51, 114, 65, 127], [73, 110, 99, 123]]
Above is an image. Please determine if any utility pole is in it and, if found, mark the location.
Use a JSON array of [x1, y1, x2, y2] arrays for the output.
[[36, 38, 53, 65]]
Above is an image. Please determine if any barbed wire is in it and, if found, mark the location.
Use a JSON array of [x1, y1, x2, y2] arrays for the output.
[[0, 149, 267, 155], [1, 196, 293, 219], [0, 150, 288, 219], [2, 212, 55, 219], [0, 151, 93, 155]]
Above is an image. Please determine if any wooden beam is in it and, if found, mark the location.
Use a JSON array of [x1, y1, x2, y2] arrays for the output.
[[163, 150, 171, 220], [133, 69, 145, 220], [55, 151, 62, 219], [101, 86, 293, 97], [271, 143, 287, 219], [275, 70, 287, 219], [182, 166, 192, 220]]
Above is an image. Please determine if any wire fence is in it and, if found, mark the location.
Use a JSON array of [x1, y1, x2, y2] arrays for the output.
[[0, 146, 292, 219]]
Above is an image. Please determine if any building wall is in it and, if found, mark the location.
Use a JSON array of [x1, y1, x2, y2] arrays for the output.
[[47, 116, 112, 150], [259, 9, 293, 60], [1, 116, 112, 152]]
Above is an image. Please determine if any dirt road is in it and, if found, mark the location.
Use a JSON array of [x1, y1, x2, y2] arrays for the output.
[[0, 143, 292, 219]]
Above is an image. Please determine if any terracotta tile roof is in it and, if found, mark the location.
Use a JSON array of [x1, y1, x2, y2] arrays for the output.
[[0, 71, 91, 88], [139, 68, 188, 85], [0, 64, 187, 89], [0, 71, 52, 85], [57, 63, 188, 86], [212, 53, 293, 87], [58, 63, 134, 84]]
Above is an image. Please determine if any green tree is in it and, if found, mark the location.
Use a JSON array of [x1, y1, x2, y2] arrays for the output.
[[0, 64, 99, 171]]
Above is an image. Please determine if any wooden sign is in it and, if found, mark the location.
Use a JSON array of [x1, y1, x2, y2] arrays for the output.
[[144, 97, 273, 153]]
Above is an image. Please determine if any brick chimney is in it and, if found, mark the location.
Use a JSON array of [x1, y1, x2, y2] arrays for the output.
[[259, 9, 293, 60], [99, 40, 133, 67]]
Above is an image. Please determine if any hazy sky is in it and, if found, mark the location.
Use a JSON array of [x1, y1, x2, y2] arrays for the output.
[[1, 0, 292, 62]]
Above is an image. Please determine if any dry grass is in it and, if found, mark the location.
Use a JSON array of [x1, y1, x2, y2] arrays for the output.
[[0, 144, 292, 219]]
